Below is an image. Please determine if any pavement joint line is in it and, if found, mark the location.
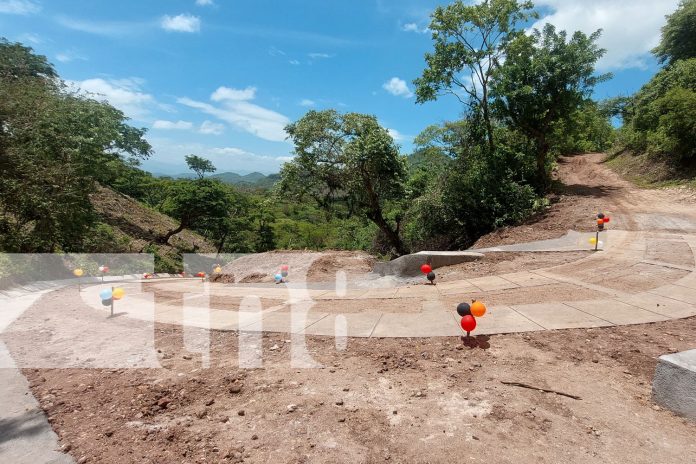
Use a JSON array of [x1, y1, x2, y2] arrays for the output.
[[496, 274, 525, 288], [639, 259, 696, 272], [529, 269, 632, 299], [609, 296, 671, 318], [645, 288, 696, 307], [301, 313, 331, 332], [561, 301, 616, 327], [368, 313, 384, 338], [508, 305, 548, 330]]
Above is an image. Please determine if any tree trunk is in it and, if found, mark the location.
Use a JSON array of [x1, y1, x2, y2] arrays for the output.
[[160, 222, 186, 244], [371, 212, 408, 257], [481, 87, 495, 153]]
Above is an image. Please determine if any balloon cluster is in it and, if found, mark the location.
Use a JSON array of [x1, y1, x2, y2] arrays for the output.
[[596, 213, 610, 230], [143, 273, 153, 279], [73, 268, 84, 277], [98, 265, 109, 274], [456, 300, 487, 336], [213, 265, 222, 274], [420, 263, 436, 284], [196, 272, 206, 278], [275, 265, 289, 284], [99, 287, 124, 307]]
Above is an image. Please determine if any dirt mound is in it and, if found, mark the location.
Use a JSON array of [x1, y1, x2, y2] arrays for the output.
[[220, 250, 375, 283]]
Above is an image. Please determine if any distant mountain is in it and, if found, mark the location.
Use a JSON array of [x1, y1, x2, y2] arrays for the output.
[[156, 171, 280, 189]]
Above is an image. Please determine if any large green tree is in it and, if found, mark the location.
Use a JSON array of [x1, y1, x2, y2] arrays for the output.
[[185, 154, 217, 179], [491, 24, 610, 188], [280, 110, 408, 256], [0, 39, 151, 252], [414, 0, 535, 152], [652, 0, 696, 65]]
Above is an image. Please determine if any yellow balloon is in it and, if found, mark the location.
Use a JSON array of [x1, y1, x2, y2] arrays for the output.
[[112, 288, 125, 300], [589, 237, 597, 245], [73, 269, 84, 277], [214, 266, 222, 274]]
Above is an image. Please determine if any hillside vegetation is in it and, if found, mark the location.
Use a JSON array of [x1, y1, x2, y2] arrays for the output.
[[608, 0, 696, 181], [1, 0, 638, 266]]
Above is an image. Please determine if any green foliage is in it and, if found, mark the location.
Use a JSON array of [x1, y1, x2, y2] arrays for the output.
[[280, 110, 408, 256], [492, 23, 610, 187], [653, 0, 696, 65], [415, 0, 536, 151], [551, 101, 615, 154], [616, 58, 696, 161], [0, 39, 151, 252], [185, 154, 217, 179]]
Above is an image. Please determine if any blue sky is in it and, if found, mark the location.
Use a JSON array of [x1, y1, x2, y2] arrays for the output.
[[0, 0, 680, 175]]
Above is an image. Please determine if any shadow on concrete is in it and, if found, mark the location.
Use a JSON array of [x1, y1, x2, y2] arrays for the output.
[[0, 410, 48, 445]]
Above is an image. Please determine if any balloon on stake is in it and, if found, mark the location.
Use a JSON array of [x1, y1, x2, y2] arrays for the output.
[[457, 302, 471, 317], [112, 288, 125, 300], [471, 300, 487, 317], [420, 263, 432, 275], [427, 271, 436, 285], [274, 273, 283, 284], [461, 315, 476, 335], [73, 268, 84, 291]]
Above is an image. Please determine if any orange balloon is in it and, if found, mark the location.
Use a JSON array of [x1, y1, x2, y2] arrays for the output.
[[471, 301, 487, 317], [597, 218, 604, 225]]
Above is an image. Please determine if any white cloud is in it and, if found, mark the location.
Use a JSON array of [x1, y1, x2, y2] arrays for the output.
[[532, 0, 680, 70], [179, 87, 290, 142], [55, 50, 87, 63], [402, 22, 428, 34], [153, 120, 194, 130], [0, 0, 40, 15], [211, 86, 257, 102], [199, 120, 225, 135], [18, 32, 41, 44], [195, 0, 214, 5], [289, 59, 300, 65], [145, 139, 292, 175], [161, 13, 201, 33], [67, 77, 156, 120], [308, 52, 334, 59], [383, 77, 413, 98], [300, 99, 315, 107]]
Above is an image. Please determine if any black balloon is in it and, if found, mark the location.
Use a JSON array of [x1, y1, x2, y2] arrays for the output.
[[427, 271, 436, 282], [101, 298, 112, 307], [597, 213, 605, 219], [457, 302, 471, 317]]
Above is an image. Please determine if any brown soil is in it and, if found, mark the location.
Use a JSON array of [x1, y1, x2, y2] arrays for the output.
[[17, 153, 696, 463], [24, 317, 696, 464]]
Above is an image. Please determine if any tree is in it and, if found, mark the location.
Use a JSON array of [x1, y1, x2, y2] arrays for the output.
[[491, 24, 610, 188], [414, 0, 535, 152], [185, 154, 216, 179], [0, 39, 151, 252], [280, 110, 408, 256], [653, 0, 696, 65], [159, 179, 231, 244]]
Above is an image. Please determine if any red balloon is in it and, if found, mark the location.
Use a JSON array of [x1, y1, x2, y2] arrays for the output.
[[603, 217, 610, 223], [421, 264, 432, 274], [461, 315, 477, 333]]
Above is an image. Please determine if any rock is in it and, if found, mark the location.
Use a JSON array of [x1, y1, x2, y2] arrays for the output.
[[251, 434, 259, 440], [287, 404, 298, 413], [237, 410, 245, 416], [270, 344, 280, 351], [182, 354, 192, 360], [335, 400, 344, 406], [205, 398, 215, 406], [157, 397, 171, 409], [229, 384, 243, 394], [652, 405, 661, 411], [338, 417, 346, 423]]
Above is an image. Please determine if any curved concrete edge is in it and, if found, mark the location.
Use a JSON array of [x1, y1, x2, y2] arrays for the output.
[[653, 349, 696, 421], [373, 252, 484, 277]]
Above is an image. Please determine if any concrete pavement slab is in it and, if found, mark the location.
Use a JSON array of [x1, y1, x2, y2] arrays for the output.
[[468, 276, 519, 291], [371, 311, 461, 338], [303, 313, 383, 337], [564, 299, 669, 325], [475, 306, 545, 334], [649, 284, 696, 305], [618, 293, 696, 319], [511, 303, 612, 330]]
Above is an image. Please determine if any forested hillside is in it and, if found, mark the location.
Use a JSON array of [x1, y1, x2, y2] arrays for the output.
[[608, 0, 696, 184], [1, 0, 625, 268]]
